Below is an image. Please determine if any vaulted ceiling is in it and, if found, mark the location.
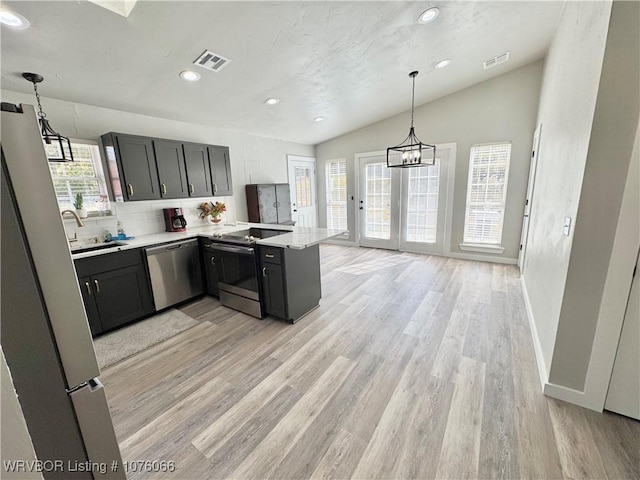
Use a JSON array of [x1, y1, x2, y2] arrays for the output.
[[1, 1, 565, 145]]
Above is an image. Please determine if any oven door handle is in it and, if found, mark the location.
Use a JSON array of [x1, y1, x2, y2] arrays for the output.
[[211, 244, 255, 255]]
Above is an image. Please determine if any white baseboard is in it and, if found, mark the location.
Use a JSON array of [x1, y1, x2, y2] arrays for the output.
[[520, 276, 596, 409], [447, 251, 518, 265], [323, 238, 355, 246], [543, 382, 594, 409], [520, 275, 549, 391]]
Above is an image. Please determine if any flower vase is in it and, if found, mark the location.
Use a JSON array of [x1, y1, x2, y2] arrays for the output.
[[210, 215, 222, 225]]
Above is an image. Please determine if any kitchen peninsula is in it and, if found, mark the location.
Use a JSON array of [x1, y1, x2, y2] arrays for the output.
[[71, 224, 345, 334]]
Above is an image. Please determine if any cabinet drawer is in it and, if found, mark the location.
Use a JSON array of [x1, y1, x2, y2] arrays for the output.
[[74, 248, 143, 277], [260, 247, 282, 264]]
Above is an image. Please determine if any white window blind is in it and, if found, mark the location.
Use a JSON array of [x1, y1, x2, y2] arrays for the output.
[[325, 159, 347, 230], [47, 142, 111, 214], [463, 143, 511, 245]]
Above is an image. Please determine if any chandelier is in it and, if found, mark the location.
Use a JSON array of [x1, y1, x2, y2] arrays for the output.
[[387, 71, 435, 168], [22, 72, 74, 162]]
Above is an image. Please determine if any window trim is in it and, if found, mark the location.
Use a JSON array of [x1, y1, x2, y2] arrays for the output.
[[325, 158, 348, 231], [48, 138, 113, 217], [462, 141, 511, 249]]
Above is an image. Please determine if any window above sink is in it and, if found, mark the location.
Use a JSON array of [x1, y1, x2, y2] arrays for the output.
[[47, 139, 112, 217]]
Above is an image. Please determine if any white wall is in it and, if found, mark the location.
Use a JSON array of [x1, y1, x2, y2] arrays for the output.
[[523, 0, 640, 404], [0, 90, 313, 239], [315, 61, 544, 261], [548, 0, 639, 390], [520, 0, 613, 380]]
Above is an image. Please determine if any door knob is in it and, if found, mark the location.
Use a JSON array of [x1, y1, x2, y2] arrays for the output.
[[359, 207, 363, 210]]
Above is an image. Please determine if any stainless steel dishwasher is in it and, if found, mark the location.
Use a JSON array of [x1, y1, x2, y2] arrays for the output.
[[145, 239, 203, 310]]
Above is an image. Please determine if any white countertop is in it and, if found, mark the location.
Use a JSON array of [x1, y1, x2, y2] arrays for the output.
[[69, 223, 346, 259]]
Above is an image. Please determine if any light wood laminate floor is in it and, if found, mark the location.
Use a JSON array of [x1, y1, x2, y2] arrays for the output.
[[102, 245, 639, 480]]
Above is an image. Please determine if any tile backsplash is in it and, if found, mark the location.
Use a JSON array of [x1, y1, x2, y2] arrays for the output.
[[63, 197, 234, 243]]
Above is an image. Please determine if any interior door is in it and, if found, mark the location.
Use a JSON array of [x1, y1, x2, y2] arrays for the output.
[[519, 125, 542, 272], [358, 154, 400, 250], [287, 155, 317, 227], [399, 147, 451, 254]]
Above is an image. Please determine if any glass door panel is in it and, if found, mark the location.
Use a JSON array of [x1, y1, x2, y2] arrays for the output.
[[359, 155, 400, 250], [365, 163, 391, 240], [404, 162, 439, 243]]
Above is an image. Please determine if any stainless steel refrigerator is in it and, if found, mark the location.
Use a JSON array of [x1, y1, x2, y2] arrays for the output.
[[1, 103, 125, 479]]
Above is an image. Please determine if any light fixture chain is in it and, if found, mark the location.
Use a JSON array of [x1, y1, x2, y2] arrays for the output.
[[410, 74, 416, 129], [31, 82, 46, 119]]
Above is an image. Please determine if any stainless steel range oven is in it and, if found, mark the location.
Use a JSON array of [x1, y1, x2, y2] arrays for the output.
[[210, 228, 289, 318], [212, 243, 262, 318]]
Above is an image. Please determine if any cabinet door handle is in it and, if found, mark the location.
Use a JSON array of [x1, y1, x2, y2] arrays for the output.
[[210, 257, 215, 265], [213, 183, 218, 193], [85, 282, 92, 296], [262, 267, 267, 277], [127, 183, 134, 197], [94, 279, 100, 293], [161, 184, 167, 195], [265, 253, 274, 259], [189, 184, 194, 194]]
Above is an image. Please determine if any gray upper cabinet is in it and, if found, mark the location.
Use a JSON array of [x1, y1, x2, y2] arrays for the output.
[[102, 132, 233, 202], [153, 140, 188, 199], [245, 183, 293, 224], [208, 146, 233, 196], [103, 133, 161, 201], [183, 143, 212, 197], [275, 184, 292, 224]]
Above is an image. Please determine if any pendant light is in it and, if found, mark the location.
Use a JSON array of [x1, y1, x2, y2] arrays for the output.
[[387, 71, 435, 168], [22, 72, 74, 162]]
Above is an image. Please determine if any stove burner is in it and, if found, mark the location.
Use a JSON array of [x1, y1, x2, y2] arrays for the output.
[[210, 228, 289, 245]]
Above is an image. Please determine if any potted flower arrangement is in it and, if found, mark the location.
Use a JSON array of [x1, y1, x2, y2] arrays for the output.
[[198, 200, 226, 224], [73, 193, 88, 219]]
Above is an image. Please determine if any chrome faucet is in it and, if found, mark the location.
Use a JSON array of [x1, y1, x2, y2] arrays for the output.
[[61, 209, 85, 227]]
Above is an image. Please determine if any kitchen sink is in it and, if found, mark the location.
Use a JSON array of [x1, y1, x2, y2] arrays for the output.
[[71, 242, 127, 255]]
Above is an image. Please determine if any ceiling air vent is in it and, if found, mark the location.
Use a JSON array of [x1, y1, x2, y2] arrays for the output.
[[193, 50, 230, 72], [483, 51, 510, 70]]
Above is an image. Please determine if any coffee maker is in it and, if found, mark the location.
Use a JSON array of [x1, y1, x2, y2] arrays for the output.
[[163, 207, 187, 232]]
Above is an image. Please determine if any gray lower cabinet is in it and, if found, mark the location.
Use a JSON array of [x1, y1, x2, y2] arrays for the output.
[[199, 239, 219, 296], [74, 249, 154, 336], [246, 183, 293, 224], [259, 244, 321, 323]]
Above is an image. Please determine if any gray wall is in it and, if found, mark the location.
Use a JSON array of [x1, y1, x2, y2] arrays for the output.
[[1, 349, 42, 480], [0, 90, 314, 223], [547, 1, 640, 390], [315, 61, 544, 261]]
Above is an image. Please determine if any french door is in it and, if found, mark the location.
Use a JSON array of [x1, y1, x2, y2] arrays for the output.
[[357, 146, 452, 254]]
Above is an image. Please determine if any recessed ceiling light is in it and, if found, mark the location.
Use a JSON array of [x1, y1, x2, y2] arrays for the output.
[[179, 70, 200, 81], [314, 117, 324, 122], [0, 7, 30, 29], [265, 98, 280, 105], [418, 7, 439, 24], [435, 58, 451, 69]]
